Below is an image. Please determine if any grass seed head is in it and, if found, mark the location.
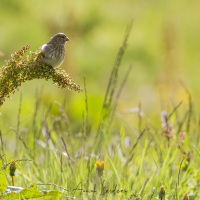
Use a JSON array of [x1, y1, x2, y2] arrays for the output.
[[0, 45, 82, 106]]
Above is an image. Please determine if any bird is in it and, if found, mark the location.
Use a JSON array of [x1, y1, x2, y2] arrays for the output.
[[41, 33, 69, 69]]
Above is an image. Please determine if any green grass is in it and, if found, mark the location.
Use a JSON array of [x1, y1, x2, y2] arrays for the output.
[[0, 21, 200, 200], [1, 1, 200, 199]]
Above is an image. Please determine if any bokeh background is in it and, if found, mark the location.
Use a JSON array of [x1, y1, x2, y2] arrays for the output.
[[0, 0, 200, 133]]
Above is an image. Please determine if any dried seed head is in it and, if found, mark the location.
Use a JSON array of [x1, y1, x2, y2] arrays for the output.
[[0, 45, 82, 106]]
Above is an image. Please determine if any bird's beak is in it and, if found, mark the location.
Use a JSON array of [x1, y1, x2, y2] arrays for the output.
[[66, 37, 70, 42]]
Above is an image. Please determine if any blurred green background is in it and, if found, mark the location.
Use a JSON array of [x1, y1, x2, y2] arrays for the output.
[[0, 0, 200, 131]]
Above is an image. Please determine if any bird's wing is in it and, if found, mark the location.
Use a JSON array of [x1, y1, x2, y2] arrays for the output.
[[41, 44, 54, 55]]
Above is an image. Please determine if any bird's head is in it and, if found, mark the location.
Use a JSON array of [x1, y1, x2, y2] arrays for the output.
[[51, 33, 69, 45]]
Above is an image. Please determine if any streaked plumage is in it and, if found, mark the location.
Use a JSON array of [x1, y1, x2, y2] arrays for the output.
[[41, 33, 69, 68]]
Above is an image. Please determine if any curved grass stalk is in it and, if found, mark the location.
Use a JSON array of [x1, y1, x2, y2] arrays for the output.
[[0, 45, 82, 106]]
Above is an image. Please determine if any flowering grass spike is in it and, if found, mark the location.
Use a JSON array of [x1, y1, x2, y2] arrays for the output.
[[0, 45, 82, 106]]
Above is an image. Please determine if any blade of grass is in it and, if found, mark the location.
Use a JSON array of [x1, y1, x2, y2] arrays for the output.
[[107, 156, 121, 184], [97, 20, 133, 135]]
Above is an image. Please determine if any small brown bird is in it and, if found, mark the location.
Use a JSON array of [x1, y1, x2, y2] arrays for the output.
[[41, 33, 69, 68]]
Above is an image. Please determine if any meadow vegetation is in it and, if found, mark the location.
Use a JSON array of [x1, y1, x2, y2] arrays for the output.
[[0, 0, 200, 199]]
